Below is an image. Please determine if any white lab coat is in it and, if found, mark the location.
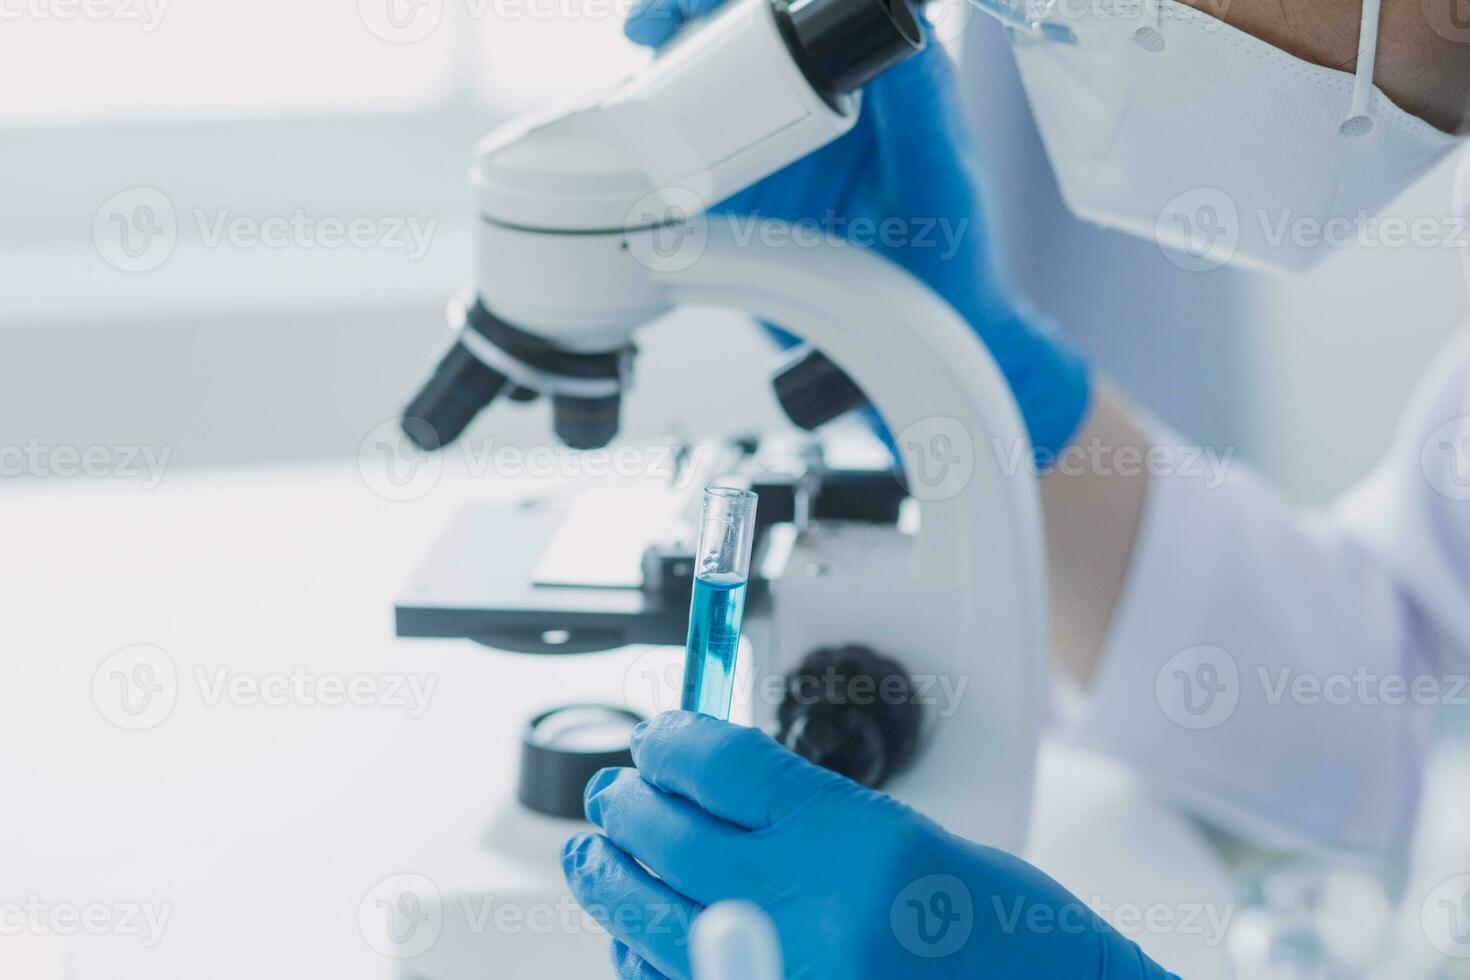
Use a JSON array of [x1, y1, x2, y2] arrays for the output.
[[950, 21, 1470, 856], [1071, 216, 1470, 856]]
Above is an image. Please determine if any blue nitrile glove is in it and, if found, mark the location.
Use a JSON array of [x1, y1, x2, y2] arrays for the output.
[[624, 3, 1090, 460], [562, 711, 1177, 980]]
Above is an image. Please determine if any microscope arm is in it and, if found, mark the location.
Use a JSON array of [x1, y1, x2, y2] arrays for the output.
[[654, 219, 1047, 851]]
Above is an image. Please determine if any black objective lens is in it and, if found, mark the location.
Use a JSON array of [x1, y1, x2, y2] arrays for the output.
[[402, 342, 509, 450], [772, 344, 870, 430], [552, 394, 622, 451], [775, 0, 923, 99]]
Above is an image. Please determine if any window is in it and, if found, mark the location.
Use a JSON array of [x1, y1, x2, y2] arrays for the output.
[[0, 0, 646, 122], [1, 0, 650, 321]]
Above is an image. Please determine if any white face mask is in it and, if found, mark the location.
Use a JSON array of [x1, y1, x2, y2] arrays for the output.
[[984, 0, 1462, 273]]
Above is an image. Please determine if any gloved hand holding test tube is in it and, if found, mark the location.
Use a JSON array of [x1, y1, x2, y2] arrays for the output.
[[680, 487, 758, 720]]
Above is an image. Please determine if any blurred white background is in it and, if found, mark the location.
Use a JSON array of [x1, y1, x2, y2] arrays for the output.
[[1, 0, 789, 474], [1, 0, 1465, 504]]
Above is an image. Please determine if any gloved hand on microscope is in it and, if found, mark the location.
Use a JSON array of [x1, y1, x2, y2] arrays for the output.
[[628, 0, 1091, 463]]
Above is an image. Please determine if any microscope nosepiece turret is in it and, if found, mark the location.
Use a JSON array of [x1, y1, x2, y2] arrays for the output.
[[402, 298, 631, 452]]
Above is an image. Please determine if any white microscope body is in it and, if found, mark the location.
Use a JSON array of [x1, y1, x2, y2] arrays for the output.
[[408, 0, 1047, 852]]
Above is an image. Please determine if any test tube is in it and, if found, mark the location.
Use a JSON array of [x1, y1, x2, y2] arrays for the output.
[[681, 487, 758, 720]]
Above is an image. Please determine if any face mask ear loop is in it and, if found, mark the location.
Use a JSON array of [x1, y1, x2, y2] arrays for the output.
[[1343, 0, 1382, 135]]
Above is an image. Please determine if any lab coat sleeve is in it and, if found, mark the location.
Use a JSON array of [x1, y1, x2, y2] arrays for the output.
[[1070, 330, 1470, 855]]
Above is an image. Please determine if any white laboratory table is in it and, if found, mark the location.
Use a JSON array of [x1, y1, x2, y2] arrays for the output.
[[0, 459, 1234, 979]]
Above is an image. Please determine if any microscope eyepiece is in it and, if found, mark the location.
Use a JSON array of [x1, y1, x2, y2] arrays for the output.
[[774, 0, 923, 99]]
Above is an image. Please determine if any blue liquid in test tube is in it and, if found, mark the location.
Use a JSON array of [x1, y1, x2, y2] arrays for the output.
[[681, 487, 758, 720]]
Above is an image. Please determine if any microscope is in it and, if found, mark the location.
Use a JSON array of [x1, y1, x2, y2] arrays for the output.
[[395, 0, 1046, 854]]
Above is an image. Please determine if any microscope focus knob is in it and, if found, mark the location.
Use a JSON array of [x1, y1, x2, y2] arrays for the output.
[[776, 645, 921, 789]]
